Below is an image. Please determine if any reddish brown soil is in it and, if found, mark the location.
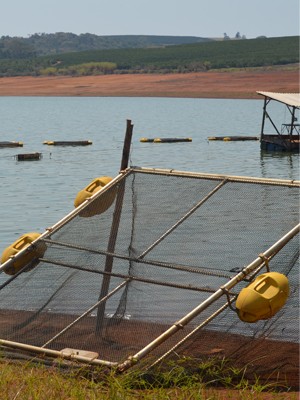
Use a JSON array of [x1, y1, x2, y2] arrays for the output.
[[0, 310, 298, 394], [0, 69, 298, 98]]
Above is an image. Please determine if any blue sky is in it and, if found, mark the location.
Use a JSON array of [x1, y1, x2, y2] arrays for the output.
[[2, 0, 299, 38]]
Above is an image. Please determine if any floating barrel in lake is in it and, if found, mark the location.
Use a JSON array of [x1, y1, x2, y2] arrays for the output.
[[0, 141, 23, 148], [43, 140, 92, 146], [140, 137, 192, 143], [208, 136, 259, 141], [16, 153, 42, 161]]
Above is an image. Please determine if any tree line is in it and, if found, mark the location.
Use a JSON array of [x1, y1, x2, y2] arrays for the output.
[[0, 35, 298, 77], [0, 33, 212, 59]]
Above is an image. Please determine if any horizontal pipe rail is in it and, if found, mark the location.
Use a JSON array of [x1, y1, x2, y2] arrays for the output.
[[117, 223, 300, 372], [0, 339, 118, 367], [131, 167, 300, 186], [0, 172, 128, 274]]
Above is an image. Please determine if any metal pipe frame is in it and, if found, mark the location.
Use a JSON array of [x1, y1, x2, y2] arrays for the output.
[[0, 339, 118, 367], [129, 167, 300, 186], [117, 223, 300, 372], [0, 171, 128, 274], [1, 167, 298, 275], [41, 279, 129, 348]]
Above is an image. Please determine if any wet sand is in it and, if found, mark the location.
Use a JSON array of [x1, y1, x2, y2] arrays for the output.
[[0, 69, 298, 98]]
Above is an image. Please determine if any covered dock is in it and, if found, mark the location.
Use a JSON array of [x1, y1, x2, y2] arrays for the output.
[[257, 91, 300, 152]]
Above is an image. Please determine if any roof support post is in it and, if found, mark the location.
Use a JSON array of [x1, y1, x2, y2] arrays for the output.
[[260, 96, 268, 140], [290, 106, 297, 137]]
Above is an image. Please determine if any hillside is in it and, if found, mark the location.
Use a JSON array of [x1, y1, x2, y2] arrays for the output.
[[0, 33, 212, 59], [0, 35, 298, 77]]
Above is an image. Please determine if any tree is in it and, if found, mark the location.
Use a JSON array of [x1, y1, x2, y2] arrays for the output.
[[1, 38, 35, 59]]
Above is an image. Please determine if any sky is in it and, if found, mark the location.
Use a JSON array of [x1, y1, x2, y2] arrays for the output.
[[1, 0, 299, 39]]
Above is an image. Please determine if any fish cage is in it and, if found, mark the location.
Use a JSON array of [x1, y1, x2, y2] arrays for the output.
[[0, 166, 299, 387]]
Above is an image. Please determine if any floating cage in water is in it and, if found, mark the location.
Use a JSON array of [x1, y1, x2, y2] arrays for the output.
[[0, 166, 299, 387], [16, 152, 42, 161]]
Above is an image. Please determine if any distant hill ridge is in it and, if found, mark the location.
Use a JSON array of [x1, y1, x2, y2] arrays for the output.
[[0, 34, 298, 77], [0, 33, 213, 58]]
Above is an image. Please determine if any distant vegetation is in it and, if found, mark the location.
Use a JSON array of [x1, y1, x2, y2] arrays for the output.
[[0, 34, 298, 77], [0, 33, 212, 59]]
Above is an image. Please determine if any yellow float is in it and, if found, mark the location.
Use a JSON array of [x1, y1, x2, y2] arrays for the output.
[[74, 176, 117, 217], [1, 232, 45, 275], [236, 272, 289, 323]]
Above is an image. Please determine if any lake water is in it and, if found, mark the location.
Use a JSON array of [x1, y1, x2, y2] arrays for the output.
[[0, 96, 299, 251]]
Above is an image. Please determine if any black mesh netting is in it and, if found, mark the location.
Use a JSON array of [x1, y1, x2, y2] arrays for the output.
[[0, 168, 299, 386]]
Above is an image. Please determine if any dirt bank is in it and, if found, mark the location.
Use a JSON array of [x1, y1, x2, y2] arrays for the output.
[[0, 69, 298, 98], [1, 309, 299, 391]]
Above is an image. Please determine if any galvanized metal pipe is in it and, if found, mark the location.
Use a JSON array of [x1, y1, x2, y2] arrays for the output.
[[117, 223, 300, 372], [150, 299, 234, 368], [138, 178, 228, 259], [0, 339, 118, 367], [132, 167, 300, 186], [1, 168, 298, 275], [0, 172, 127, 274], [42, 279, 129, 348]]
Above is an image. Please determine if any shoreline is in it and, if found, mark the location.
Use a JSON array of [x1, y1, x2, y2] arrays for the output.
[[0, 69, 298, 98]]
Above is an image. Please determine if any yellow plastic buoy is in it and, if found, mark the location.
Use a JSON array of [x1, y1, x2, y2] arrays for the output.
[[74, 176, 117, 217], [236, 272, 289, 323], [1, 232, 45, 275]]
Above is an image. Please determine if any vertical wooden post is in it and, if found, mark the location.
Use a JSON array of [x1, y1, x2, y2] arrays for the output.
[[96, 120, 133, 333], [120, 119, 134, 171]]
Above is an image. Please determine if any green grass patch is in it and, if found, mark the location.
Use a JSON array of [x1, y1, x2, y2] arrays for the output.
[[0, 355, 297, 399]]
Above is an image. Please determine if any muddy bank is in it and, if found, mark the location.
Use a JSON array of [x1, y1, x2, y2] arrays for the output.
[[1, 309, 298, 390], [0, 69, 298, 98]]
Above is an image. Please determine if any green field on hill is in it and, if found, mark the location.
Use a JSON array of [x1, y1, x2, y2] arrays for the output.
[[0, 35, 298, 77]]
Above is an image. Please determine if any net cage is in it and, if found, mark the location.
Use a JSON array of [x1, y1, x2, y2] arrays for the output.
[[0, 167, 299, 387]]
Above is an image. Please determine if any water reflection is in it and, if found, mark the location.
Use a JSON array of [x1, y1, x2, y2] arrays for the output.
[[260, 151, 299, 181]]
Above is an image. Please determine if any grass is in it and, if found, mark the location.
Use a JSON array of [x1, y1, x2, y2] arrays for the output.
[[209, 63, 300, 73], [0, 355, 298, 400]]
